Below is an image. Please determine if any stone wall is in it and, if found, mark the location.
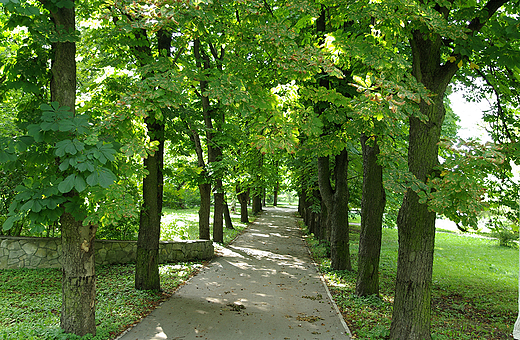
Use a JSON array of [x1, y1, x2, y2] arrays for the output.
[[0, 236, 214, 270]]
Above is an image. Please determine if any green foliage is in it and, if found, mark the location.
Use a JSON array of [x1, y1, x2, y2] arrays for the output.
[[1, 102, 134, 234]]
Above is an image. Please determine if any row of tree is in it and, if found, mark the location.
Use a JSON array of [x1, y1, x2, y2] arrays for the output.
[[1, 0, 519, 339]]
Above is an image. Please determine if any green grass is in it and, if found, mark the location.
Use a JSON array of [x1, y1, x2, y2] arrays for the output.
[[0, 207, 253, 339], [304, 226, 518, 340], [161, 206, 251, 244], [0, 262, 204, 340]]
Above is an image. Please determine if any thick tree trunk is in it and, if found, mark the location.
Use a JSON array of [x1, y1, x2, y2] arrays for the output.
[[199, 182, 211, 240], [47, 2, 97, 336], [135, 118, 164, 290], [317, 148, 351, 271], [390, 28, 452, 339], [356, 134, 386, 297], [60, 211, 97, 336]]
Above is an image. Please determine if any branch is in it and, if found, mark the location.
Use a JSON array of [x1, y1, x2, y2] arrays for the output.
[[476, 67, 514, 142], [440, 0, 510, 85], [467, 0, 509, 34]]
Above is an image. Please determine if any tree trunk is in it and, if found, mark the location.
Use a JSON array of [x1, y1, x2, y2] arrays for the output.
[[273, 181, 279, 206], [224, 199, 234, 229], [317, 148, 351, 271], [135, 29, 170, 291], [213, 179, 224, 243], [199, 182, 211, 240], [135, 118, 164, 291], [389, 28, 453, 339], [60, 211, 97, 336], [47, 2, 97, 336], [356, 134, 386, 297], [237, 186, 249, 223], [252, 193, 262, 215]]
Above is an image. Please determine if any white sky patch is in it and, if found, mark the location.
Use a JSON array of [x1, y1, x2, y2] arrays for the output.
[[449, 89, 491, 142]]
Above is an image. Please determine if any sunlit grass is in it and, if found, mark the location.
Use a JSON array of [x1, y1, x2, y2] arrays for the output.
[[303, 225, 517, 339], [161, 206, 252, 244]]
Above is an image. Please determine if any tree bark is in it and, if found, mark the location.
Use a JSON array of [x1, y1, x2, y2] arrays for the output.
[[356, 134, 386, 297], [389, 26, 454, 340], [224, 199, 234, 229], [252, 194, 262, 215], [135, 117, 164, 290], [46, 1, 97, 336], [60, 211, 97, 336], [135, 29, 169, 291], [317, 148, 351, 271], [237, 185, 249, 223], [213, 179, 224, 242], [198, 182, 211, 240], [186, 121, 211, 240], [194, 38, 225, 243], [273, 181, 279, 206]]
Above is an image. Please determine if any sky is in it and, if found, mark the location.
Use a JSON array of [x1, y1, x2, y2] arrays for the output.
[[449, 89, 491, 142]]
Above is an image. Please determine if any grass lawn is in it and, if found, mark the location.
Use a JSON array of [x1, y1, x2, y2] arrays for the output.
[[304, 225, 518, 339], [0, 207, 252, 340]]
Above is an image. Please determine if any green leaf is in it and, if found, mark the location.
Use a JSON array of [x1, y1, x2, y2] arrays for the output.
[[0, 150, 16, 163], [2, 215, 19, 231], [58, 119, 76, 132], [32, 200, 43, 213], [20, 200, 34, 212], [58, 174, 76, 193], [55, 139, 77, 157], [86, 171, 99, 186], [75, 174, 87, 192], [59, 159, 70, 171], [98, 168, 116, 188]]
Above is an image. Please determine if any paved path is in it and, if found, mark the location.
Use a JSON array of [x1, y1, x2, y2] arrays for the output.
[[118, 206, 351, 340]]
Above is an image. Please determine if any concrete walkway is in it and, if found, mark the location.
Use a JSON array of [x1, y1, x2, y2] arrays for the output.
[[118, 206, 351, 340]]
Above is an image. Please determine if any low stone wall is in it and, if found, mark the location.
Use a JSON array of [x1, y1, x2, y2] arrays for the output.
[[0, 236, 214, 270]]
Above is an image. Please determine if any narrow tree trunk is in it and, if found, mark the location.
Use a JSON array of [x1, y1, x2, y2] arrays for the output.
[[135, 117, 164, 290], [135, 29, 170, 291], [213, 179, 224, 243], [199, 182, 211, 240], [273, 181, 279, 206], [186, 121, 210, 240], [224, 199, 234, 229], [356, 134, 386, 297], [317, 148, 352, 271], [237, 186, 249, 223]]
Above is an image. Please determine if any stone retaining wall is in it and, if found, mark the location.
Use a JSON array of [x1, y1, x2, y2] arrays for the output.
[[0, 236, 214, 270]]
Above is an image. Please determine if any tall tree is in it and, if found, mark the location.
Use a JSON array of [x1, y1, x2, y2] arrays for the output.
[[44, 0, 98, 335], [386, 1, 513, 338], [356, 133, 386, 296], [317, 148, 351, 271]]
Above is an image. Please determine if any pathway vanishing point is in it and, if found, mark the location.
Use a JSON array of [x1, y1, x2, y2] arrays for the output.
[[117, 206, 351, 340]]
